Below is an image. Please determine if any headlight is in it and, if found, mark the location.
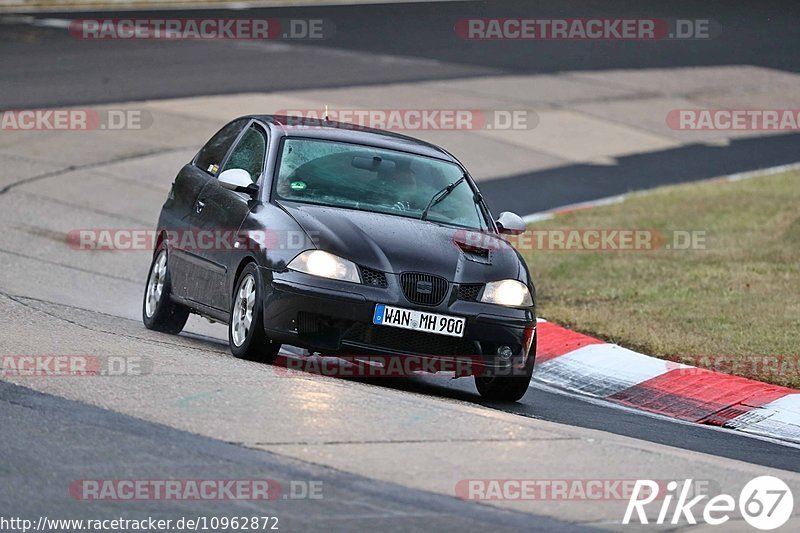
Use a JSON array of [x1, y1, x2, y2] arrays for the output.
[[480, 279, 533, 307], [288, 250, 360, 283]]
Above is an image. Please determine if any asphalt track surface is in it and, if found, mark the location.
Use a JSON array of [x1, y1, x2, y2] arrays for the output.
[[3, 0, 800, 107], [0, 380, 586, 531], [1, 0, 799, 530], [3, 0, 800, 215]]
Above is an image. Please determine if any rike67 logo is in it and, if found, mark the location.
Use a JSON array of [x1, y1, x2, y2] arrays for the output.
[[624, 476, 794, 530]]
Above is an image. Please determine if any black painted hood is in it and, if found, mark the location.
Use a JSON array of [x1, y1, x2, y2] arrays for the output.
[[280, 202, 522, 282]]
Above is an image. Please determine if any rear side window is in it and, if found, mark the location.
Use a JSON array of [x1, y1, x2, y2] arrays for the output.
[[195, 118, 249, 176]]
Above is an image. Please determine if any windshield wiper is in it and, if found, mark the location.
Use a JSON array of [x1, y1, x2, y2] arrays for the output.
[[420, 175, 466, 221]]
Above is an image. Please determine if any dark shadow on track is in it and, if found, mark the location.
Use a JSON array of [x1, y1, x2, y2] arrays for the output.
[[4, 0, 799, 107], [479, 133, 800, 214], [36, 0, 800, 74]]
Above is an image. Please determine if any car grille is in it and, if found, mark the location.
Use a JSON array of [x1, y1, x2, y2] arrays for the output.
[[359, 266, 388, 288], [457, 283, 483, 301], [400, 272, 448, 306], [343, 323, 478, 356]]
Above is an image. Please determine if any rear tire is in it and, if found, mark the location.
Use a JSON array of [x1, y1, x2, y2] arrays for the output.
[[474, 334, 536, 402], [142, 244, 190, 334], [229, 263, 281, 363]]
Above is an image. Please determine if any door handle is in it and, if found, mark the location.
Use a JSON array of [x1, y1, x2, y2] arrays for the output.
[[196, 200, 205, 213]]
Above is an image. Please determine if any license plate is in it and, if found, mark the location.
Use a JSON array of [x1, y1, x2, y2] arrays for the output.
[[373, 304, 465, 337]]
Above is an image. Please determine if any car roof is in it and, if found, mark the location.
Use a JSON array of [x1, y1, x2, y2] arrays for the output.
[[248, 115, 460, 164]]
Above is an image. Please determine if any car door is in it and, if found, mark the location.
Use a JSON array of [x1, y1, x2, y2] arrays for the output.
[[188, 122, 268, 312], [169, 118, 249, 302]]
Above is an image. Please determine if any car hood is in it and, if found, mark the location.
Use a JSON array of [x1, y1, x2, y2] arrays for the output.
[[280, 202, 522, 282]]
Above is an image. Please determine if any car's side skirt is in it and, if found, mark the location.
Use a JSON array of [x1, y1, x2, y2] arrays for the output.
[[170, 294, 229, 323]]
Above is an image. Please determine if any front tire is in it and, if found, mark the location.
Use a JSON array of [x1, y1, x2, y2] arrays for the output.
[[474, 334, 536, 402], [229, 263, 281, 363], [142, 244, 190, 334]]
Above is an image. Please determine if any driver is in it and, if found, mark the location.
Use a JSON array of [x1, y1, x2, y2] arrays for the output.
[[389, 167, 420, 210]]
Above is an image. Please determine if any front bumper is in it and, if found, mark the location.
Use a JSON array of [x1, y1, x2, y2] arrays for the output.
[[260, 267, 536, 374]]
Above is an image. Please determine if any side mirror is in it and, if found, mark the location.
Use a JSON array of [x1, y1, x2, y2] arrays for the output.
[[219, 168, 258, 194], [495, 211, 526, 235]]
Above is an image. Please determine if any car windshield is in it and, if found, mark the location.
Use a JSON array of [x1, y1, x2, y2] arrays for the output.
[[274, 138, 489, 230]]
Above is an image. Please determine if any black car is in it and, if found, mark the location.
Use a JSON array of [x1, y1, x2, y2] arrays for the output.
[[143, 116, 537, 401]]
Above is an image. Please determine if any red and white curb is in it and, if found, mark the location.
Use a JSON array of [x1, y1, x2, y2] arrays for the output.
[[533, 319, 800, 445], [524, 163, 800, 444]]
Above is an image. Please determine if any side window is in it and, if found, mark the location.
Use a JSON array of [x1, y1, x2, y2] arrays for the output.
[[220, 126, 267, 183], [195, 118, 249, 176]]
